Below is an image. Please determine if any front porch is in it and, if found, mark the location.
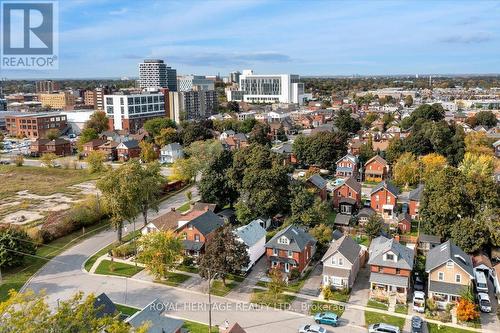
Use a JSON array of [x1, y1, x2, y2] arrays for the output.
[[370, 282, 408, 304], [429, 291, 460, 310]]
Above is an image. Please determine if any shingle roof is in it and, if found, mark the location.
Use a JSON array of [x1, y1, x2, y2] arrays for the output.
[[370, 181, 400, 196], [418, 233, 441, 244], [126, 299, 184, 333], [93, 293, 117, 318], [334, 214, 351, 226], [408, 184, 424, 201], [322, 235, 361, 264], [235, 220, 266, 247], [369, 272, 409, 288], [365, 155, 388, 167], [336, 153, 358, 165], [118, 139, 139, 149], [183, 240, 205, 251], [368, 236, 414, 270], [339, 197, 357, 205], [332, 229, 344, 241], [308, 174, 327, 189], [341, 177, 362, 194], [357, 207, 376, 218], [428, 281, 468, 296], [148, 210, 182, 231], [265, 224, 316, 252], [188, 210, 225, 236], [425, 240, 473, 277], [162, 142, 182, 151]]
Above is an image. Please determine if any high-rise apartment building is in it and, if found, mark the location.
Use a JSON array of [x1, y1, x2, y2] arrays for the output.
[[94, 86, 111, 110], [166, 67, 177, 92], [139, 59, 177, 91], [39, 92, 76, 110], [229, 71, 241, 84], [83, 90, 96, 106], [168, 88, 218, 123], [177, 75, 215, 92], [36, 80, 60, 93]]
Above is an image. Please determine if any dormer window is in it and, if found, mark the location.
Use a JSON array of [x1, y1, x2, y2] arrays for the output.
[[278, 236, 290, 245], [385, 253, 395, 261]]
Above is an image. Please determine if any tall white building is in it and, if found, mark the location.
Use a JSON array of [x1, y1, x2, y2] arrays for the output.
[[168, 88, 218, 123], [233, 69, 306, 105], [177, 75, 214, 92], [139, 59, 177, 91]]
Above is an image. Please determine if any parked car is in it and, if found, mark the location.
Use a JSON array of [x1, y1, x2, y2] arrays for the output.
[[411, 316, 423, 333], [412, 291, 425, 313], [414, 276, 424, 292], [368, 323, 400, 333], [474, 271, 489, 293], [478, 293, 492, 313], [0, 160, 10, 165], [298, 324, 326, 333], [314, 312, 339, 326]]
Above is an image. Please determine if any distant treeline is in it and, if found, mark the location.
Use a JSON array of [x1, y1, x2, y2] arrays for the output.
[[0, 79, 137, 94]]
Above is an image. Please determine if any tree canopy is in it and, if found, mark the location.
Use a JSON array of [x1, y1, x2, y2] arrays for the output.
[[474, 110, 497, 127], [143, 117, 176, 138], [137, 230, 183, 279], [292, 131, 347, 170], [199, 150, 238, 209], [0, 226, 36, 269], [84, 111, 109, 134]]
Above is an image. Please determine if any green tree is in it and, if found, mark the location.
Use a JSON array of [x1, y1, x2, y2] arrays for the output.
[[276, 125, 288, 142], [458, 152, 495, 179], [180, 121, 212, 146], [404, 95, 414, 107], [139, 141, 157, 163], [309, 224, 333, 252], [137, 162, 163, 226], [77, 127, 98, 152], [84, 111, 109, 134], [143, 117, 176, 138], [249, 122, 271, 146], [451, 216, 490, 253], [86, 150, 107, 173], [475, 111, 497, 127], [227, 101, 240, 113], [45, 128, 60, 140], [239, 118, 257, 133], [267, 267, 286, 301], [335, 109, 361, 134], [401, 103, 445, 129], [154, 127, 178, 147], [199, 150, 238, 209], [137, 230, 183, 279], [393, 152, 420, 188], [363, 113, 379, 128], [359, 136, 375, 164], [185, 139, 224, 175], [41, 153, 58, 168], [365, 215, 383, 240], [0, 226, 36, 269], [170, 158, 197, 183], [292, 132, 347, 170], [198, 224, 249, 286]]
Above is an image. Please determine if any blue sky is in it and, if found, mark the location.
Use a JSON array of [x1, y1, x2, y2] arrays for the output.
[[3, 0, 500, 78]]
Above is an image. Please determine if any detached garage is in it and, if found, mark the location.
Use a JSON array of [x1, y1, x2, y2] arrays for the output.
[[235, 220, 266, 272]]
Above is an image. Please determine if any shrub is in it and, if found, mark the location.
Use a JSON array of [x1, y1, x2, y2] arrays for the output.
[[12, 154, 24, 167], [182, 256, 195, 267], [111, 242, 136, 258], [289, 268, 300, 280], [26, 227, 44, 246], [426, 298, 438, 312], [0, 226, 36, 268], [456, 299, 480, 322], [41, 153, 58, 168]]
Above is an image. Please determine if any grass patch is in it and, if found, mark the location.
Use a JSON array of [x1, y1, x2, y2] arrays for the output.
[[211, 280, 238, 297], [94, 260, 143, 277], [285, 267, 313, 293], [395, 304, 408, 314], [177, 202, 191, 213], [177, 264, 199, 274], [154, 272, 191, 287], [309, 301, 345, 317], [367, 299, 389, 310], [324, 289, 350, 303], [427, 323, 476, 333], [0, 165, 101, 199], [327, 211, 337, 225], [182, 320, 219, 333], [227, 273, 245, 283], [0, 219, 110, 301], [256, 281, 267, 288], [115, 303, 140, 316], [250, 289, 295, 309], [354, 235, 370, 247], [364, 311, 405, 330]]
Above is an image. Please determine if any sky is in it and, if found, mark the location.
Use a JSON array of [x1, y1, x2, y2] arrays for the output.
[[2, 0, 500, 79]]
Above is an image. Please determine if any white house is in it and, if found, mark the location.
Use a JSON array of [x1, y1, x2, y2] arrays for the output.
[[160, 142, 183, 164], [235, 220, 266, 271]]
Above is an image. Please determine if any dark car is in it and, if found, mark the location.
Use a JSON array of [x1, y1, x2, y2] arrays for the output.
[[414, 276, 424, 292], [411, 316, 423, 333]]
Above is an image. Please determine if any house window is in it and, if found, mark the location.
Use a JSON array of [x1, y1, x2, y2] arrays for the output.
[[273, 248, 278, 256], [331, 257, 337, 265], [181, 232, 187, 240], [338, 258, 344, 266], [375, 195, 379, 201], [288, 250, 293, 258], [438, 272, 444, 281], [455, 274, 461, 283], [194, 234, 200, 242], [387, 196, 391, 203]]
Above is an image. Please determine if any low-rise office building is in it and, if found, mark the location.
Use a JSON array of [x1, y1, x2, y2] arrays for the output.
[[5, 113, 68, 139]]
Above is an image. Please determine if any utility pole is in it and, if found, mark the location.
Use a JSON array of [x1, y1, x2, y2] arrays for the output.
[[207, 269, 218, 333]]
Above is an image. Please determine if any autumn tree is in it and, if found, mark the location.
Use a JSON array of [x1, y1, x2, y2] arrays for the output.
[[420, 153, 447, 181], [45, 128, 60, 140], [137, 231, 183, 279], [393, 152, 420, 189], [86, 150, 107, 173], [77, 127, 98, 152], [144, 117, 176, 138], [456, 298, 480, 322], [41, 153, 58, 168], [458, 152, 495, 179], [84, 111, 109, 134], [139, 141, 157, 163], [309, 224, 333, 252], [464, 132, 494, 156], [170, 158, 197, 183], [198, 224, 249, 286], [137, 162, 164, 226], [403, 95, 413, 107], [154, 127, 178, 147], [185, 139, 224, 175]]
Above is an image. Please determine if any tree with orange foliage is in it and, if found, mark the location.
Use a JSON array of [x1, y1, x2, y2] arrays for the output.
[[456, 298, 480, 322]]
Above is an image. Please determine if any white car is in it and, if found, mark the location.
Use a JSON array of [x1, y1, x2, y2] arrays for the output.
[[478, 293, 491, 313], [298, 324, 326, 333], [368, 323, 400, 333], [412, 291, 425, 313]]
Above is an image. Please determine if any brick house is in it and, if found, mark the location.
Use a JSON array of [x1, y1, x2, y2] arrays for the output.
[[82, 139, 107, 157], [265, 225, 317, 274], [408, 184, 423, 219], [116, 140, 141, 161], [98, 140, 119, 161], [368, 235, 414, 304], [370, 181, 400, 219], [30, 139, 50, 156], [335, 154, 359, 179], [31, 138, 71, 156], [364, 155, 389, 182], [396, 213, 412, 234], [306, 174, 328, 201], [332, 177, 362, 209], [177, 210, 225, 257]]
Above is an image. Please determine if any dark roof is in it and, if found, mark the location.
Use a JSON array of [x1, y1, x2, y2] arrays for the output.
[[46, 138, 70, 146], [369, 272, 409, 288], [273, 142, 293, 154], [332, 229, 344, 241], [234, 133, 247, 141], [83, 139, 107, 147], [126, 299, 184, 333], [265, 224, 316, 252], [217, 208, 236, 219], [307, 174, 327, 189], [183, 240, 205, 251], [339, 197, 357, 205], [408, 184, 424, 201], [187, 210, 225, 236], [357, 207, 376, 218], [269, 256, 297, 265], [119, 139, 139, 149], [148, 210, 182, 231], [370, 181, 400, 196], [397, 212, 411, 222], [192, 202, 216, 212], [419, 233, 440, 244], [425, 240, 473, 277], [322, 235, 361, 264], [343, 177, 362, 193], [368, 235, 414, 270], [428, 281, 468, 296], [93, 293, 117, 319], [334, 214, 351, 226]]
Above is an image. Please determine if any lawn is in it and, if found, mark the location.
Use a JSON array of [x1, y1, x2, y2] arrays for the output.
[[250, 289, 295, 309], [327, 211, 337, 225], [177, 202, 191, 213], [354, 235, 370, 247], [154, 272, 191, 287], [182, 320, 219, 333], [364, 311, 405, 330], [366, 299, 389, 310], [309, 301, 345, 317], [427, 323, 476, 333], [395, 304, 408, 315], [285, 267, 313, 293], [324, 289, 350, 302], [0, 219, 110, 301], [94, 260, 143, 277], [177, 264, 199, 274], [0, 165, 101, 199], [211, 280, 238, 297], [115, 303, 140, 316]]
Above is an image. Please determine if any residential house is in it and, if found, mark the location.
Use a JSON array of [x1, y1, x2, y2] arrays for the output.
[[265, 224, 317, 274], [370, 181, 400, 219], [141, 209, 183, 235], [82, 139, 107, 157], [251, 216, 272, 230], [321, 235, 363, 289], [45, 138, 72, 156], [177, 210, 225, 257], [335, 154, 359, 179], [364, 155, 389, 182], [116, 139, 141, 161], [160, 142, 183, 164], [98, 140, 119, 160], [332, 177, 362, 209], [235, 220, 267, 271], [368, 235, 414, 303], [271, 142, 297, 165], [217, 208, 236, 224], [221, 323, 247, 333], [408, 184, 424, 219], [219, 130, 235, 141], [357, 207, 376, 226], [30, 139, 50, 156], [306, 174, 328, 201], [425, 240, 474, 309], [417, 234, 441, 255], [222, 133, 248, 151], [396, 213, 412, 234], [93, 293, 117, 319], [126, 299, 184, 333]]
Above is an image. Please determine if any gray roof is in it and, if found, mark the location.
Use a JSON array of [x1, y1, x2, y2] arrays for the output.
[[234, 133, 248, 141], [119, 139, 139, 149], [265, 224, 316, 252], [425, 240, 473, 277], [162, 142, 182, 151], [368, 236, 414, 270], [370, 181, 400, 196], [272, 142, 293, 154], [334, 214, 351, 226], [339, 197, 357, 205], [357, 207, 376, 218], [235, 220, 266, 247], [369, 272, 410, 288], [183, 240, 205, 251], [308, 174, 327, 189], [322, 235, 361, 264], [188, 210, 225, 236], [408, 184, 424, 201], [419, 233, 441, 244], [126, 299, 184, 333], [428, 281, 469, 296], [336, 153, 358, 165], [93, 293, 117, 318], [332, 229, 344, 240], [343, 177, 362, 194]]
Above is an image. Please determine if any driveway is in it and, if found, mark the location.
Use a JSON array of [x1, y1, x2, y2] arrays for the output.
[[290, 262, 323, 314], [226, 256, 268, 302], [480, 277, 500, 332], [341, 265, 370, 328]]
